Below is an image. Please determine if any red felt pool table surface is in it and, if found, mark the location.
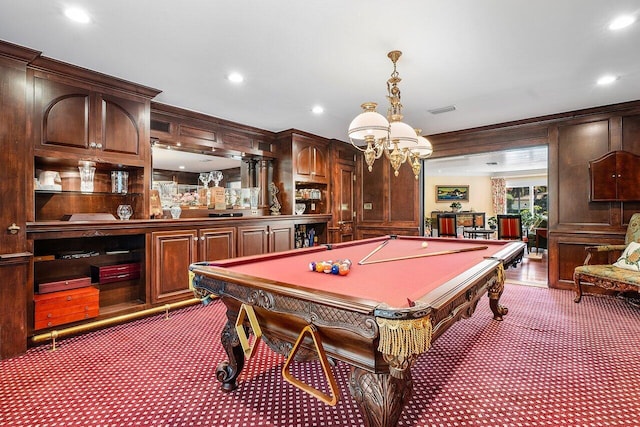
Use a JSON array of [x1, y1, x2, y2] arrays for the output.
[[198, 236, 518, 309]]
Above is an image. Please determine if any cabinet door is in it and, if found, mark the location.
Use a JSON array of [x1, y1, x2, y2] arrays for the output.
[[97, 93, 145, 157], [199, 227, 236, 261], [151, 230, 197, 304], [616, 151, 640, 201], [34, 75, 146, 162], [294, 142, 328, 183], [589, 152, 618, 201], [237, 225, 269, 257], [34, 76, 91, 152], [269, 223, 294, 253]]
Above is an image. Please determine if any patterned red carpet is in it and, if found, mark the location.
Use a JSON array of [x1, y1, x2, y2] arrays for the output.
[[2, 284, 639, 426]]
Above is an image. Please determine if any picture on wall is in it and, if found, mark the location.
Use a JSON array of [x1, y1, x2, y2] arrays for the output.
[[436, 185, 469, 202]]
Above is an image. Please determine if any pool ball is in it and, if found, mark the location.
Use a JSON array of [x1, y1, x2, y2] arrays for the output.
[[421, 242, 429, 248]]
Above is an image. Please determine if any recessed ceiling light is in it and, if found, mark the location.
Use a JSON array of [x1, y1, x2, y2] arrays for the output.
[[609, 15, 636, 30], [312, 105, 324, 114], [597, 74, 618, 85], [178, 165, 185, 170], [227, 72, 244, 83], [64, 7, 91, 23]]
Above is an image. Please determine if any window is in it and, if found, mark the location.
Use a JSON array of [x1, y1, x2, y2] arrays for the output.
[[507, 185, 547, 215]]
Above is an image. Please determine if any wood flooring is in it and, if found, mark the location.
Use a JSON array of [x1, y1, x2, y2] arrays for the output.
[[505, 249, 548, 287]]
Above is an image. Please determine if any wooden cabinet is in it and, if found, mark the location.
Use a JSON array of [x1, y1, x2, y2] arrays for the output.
[[33, 157, 146, 221], [430, 211, 485, 230], [274, 130, 330, 215], [32, 234, 146, 332], [150, 102, 276, 158], [27, 57, 159, 223], [590, 151, 640, 201], [237, 222, 294, 257], [151, 227, 236, 304], [32, 74, 151, 165], [293, 139, 328, 183]]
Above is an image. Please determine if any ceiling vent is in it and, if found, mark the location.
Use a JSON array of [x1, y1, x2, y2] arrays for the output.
[[428, 105, 456, 115]]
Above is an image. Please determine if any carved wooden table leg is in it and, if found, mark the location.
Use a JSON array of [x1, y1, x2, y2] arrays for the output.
[[349, 367, 413, 427], [215, 309, 245, 392], [488, 273, 508, 321], [348, 367, 413, 427]]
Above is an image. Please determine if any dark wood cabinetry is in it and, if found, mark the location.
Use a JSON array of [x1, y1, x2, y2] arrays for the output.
[[32, 72, 154, 165], [32, 233, 146, 332], [237, 222, 294, 257], [151, 227, 236, 304], [274, 130, 330, 215], [150, 102, 276, 158], [28, 58, 159, 224], [293, 139, 328, 183], [33, 157, 146, 221], [590, 150, 640, 201]]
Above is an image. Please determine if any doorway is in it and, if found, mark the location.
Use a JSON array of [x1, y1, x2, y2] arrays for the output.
[[422, 146, 548, 287]]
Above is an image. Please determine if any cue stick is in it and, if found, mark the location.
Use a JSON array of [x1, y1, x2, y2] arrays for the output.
[[358, 239, 390, 265], [360, 245, 488, 265]]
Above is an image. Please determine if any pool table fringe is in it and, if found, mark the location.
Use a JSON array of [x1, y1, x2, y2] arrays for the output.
[[376, 315, 432, 358]]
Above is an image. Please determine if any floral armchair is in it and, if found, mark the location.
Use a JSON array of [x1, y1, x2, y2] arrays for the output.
[[573, 213, 640, 303]]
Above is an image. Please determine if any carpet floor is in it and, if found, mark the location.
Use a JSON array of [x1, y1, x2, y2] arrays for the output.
[[1, 284, 639, 426]]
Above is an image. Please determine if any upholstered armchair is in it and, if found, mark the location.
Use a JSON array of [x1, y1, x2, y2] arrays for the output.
[[573, 213, 640, 303]]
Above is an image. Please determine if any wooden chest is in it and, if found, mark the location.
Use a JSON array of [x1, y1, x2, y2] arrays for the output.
[[33, 286, 99, 330], [90, 262, 141, 284], [38, 276, 91, 294]]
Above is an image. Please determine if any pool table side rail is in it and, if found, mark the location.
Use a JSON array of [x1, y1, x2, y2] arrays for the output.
[[373, 240, 525, 318], [190, 263, 383, 315]]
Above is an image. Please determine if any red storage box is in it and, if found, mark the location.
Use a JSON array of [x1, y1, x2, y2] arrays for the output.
[[33, 286, 99, 330], [90, 262, 141, 284], [38, 276, 91, 294]]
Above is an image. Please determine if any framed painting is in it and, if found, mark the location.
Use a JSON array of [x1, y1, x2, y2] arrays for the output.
[[436, 185, 469, 202]]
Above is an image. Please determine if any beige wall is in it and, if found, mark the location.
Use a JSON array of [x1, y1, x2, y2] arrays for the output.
[[424, 176, 495, 218]]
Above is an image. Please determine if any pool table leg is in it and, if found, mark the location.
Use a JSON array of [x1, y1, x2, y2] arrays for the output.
[[348, 367, 412, 427], [488, 274, 509, 321], [215, 310, 246, 392]]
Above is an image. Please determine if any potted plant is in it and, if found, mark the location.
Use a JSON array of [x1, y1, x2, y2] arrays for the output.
[[424, 216, 433, 235], [450, 201, 462, 212], [521, 206, 546, 233], [488, 216, 497, 229]]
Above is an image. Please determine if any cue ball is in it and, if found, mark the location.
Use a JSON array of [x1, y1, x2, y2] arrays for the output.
[[421, 242, 429, 248]]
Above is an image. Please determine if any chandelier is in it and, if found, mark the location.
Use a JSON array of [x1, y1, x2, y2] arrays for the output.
[[348, 51, 433, 179]]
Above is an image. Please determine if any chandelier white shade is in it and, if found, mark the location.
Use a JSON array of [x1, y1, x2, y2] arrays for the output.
[[348, 103, 389, 144], [347, 51, 432, 179]]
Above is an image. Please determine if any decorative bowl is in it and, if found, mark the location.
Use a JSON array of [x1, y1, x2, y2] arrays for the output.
[[294, 203, 306, 215]]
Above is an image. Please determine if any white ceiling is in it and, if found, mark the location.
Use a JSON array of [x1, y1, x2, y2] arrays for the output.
[[424, 145, 548, 177], [1, 1, 637, 176]]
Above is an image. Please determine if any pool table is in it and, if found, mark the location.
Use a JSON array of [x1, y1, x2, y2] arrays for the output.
[[189, 235, 525, 427]]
